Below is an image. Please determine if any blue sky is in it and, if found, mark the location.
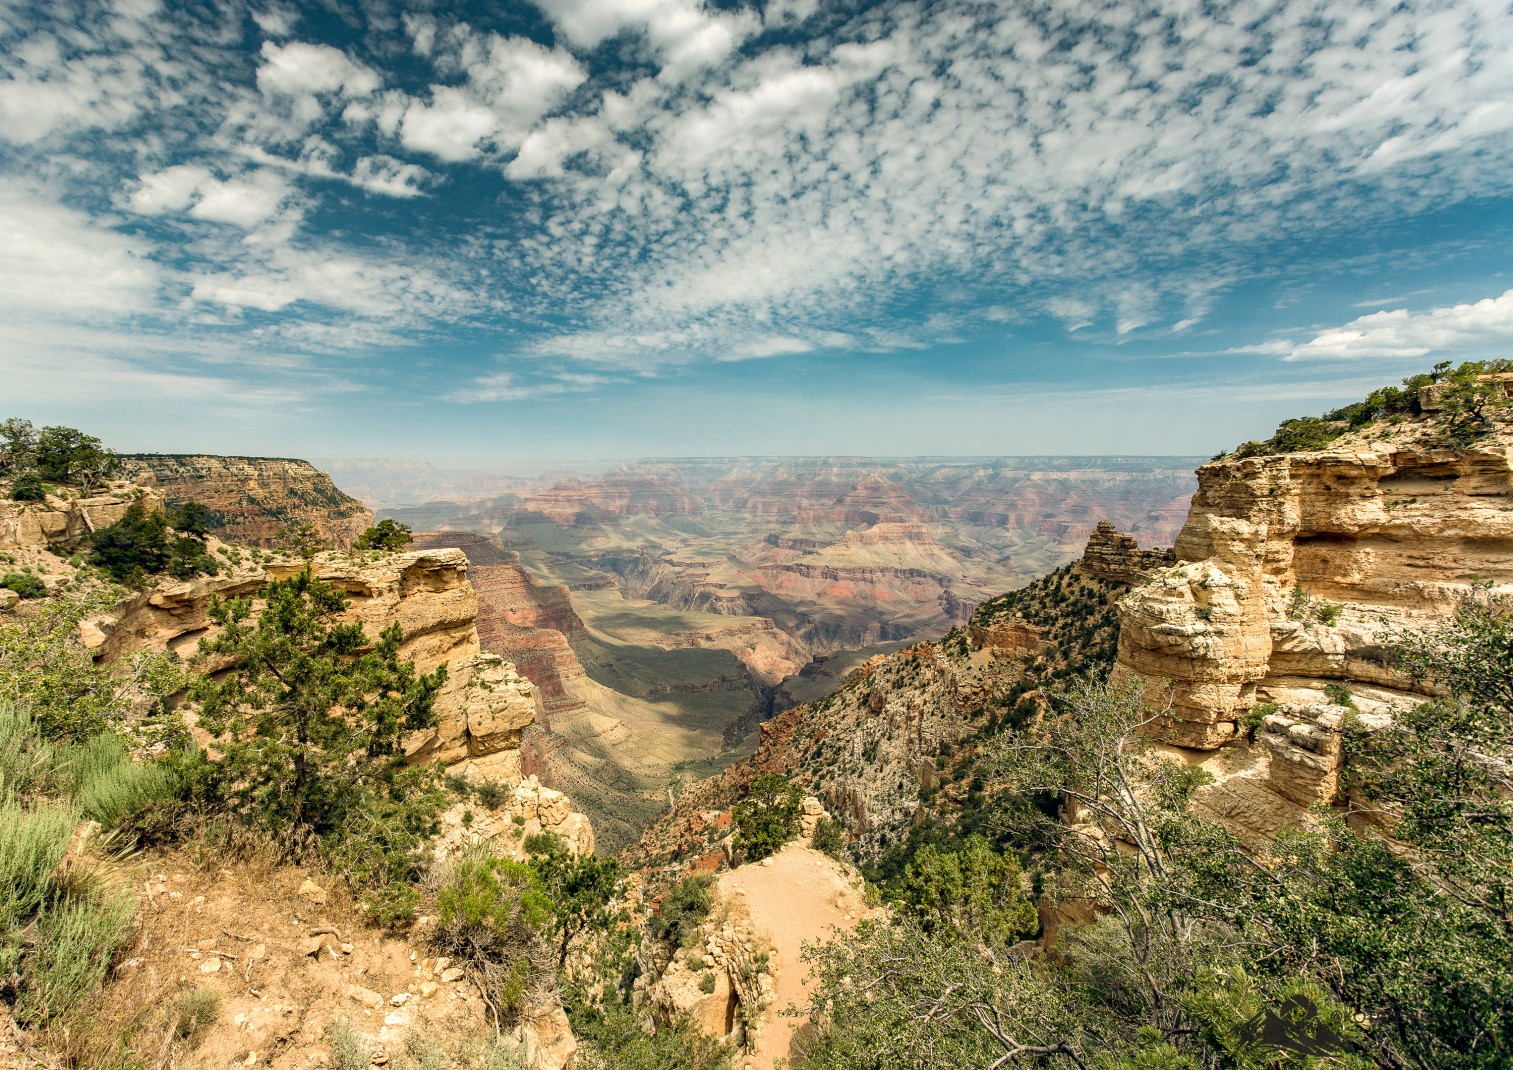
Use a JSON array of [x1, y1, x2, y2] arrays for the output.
[[3, 0, 1512, 463]]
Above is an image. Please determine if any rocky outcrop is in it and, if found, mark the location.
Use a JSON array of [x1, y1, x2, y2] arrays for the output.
[[0, 484, 157, 551], [1115, 421, 1513, 836], [1080, 520, 1176, 585], [432, 775, 595, 862], [1117, 439, 1513, 752], [119, 454, 372, 548]]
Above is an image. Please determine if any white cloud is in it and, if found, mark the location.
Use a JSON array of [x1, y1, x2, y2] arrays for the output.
[[530, 0, 755, 78], [256, 41, 379, 99], [396, 32, 586, 162], [448, 370, 615, 403], [1280, 289, 1513, 361], [129, 166, 292, 228], [400, 87, 499, 162], [0, 180, 159, 318]]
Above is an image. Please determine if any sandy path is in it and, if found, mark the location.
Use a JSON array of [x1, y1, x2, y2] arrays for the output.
[[717, 844, 874, 1070]]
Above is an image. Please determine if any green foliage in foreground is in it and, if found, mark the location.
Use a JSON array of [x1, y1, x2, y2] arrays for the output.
[[13, 891, 136, 1026], [889, 834, 1038, 947], [732, 772, 801, 862], [526, 832, 624, 967], [799, 621, 1513, 1070], [190, 569, 449, 922], [0, 586, 185, 743], [432, 847, 554, 1025]]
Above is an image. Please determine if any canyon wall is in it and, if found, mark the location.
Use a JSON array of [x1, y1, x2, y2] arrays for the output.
[[1115, 431, 1513, 837], [119, 454, 372, 548]]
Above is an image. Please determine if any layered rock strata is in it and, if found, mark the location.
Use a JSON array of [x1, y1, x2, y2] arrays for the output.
[[1116, 430, 1513, 837], [119, 454, 372, 548], [0, 483, 158, 551]]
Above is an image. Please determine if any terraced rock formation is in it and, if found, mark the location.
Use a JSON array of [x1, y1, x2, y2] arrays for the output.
[[119, 454, 372, 548]]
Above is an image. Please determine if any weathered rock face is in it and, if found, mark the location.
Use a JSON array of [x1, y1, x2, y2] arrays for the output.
[[119, 454, 372, 548], [1115, 430, 1513, 838], [1118, 441, 1513, 752], [1080, 519, 1177, 585], [0, 484, 158, 551], [86, 549, 587, 836]]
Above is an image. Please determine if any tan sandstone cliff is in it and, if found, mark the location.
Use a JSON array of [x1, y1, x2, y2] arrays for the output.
[[1115, 421, 1513, 838], [85, 547, 592, 857]]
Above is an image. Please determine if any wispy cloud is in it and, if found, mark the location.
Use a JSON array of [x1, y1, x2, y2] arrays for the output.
[[1242, 289, 1513, 361]]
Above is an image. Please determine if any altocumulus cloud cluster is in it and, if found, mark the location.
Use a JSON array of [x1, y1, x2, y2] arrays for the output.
[[2, 0, 1512, 454]]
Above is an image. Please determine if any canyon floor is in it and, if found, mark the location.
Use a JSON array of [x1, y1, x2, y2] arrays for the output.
[[374, 458, 1202, 850]]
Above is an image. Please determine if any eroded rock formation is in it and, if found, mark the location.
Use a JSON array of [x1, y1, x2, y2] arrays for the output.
[[0, 484, 159, 551], [119, 454, 372, 548], [1115, 425, 1513, 837]]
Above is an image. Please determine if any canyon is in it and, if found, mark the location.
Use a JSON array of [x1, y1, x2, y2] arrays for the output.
[[119, 454, 373, 548], [375, 457, 1201, 848]]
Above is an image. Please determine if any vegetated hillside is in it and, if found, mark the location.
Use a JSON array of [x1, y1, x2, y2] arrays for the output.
[[119, 454, 373, 548], [631, 521, 1168, 878]]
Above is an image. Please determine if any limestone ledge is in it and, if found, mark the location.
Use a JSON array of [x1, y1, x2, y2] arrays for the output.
[[1115, 433, 1513, 836], [0, 484, 159, 551]]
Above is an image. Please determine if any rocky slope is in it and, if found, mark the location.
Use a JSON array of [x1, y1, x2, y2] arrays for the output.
[[0, 481, 152, 552], [632, 523, 1168, 869], [119, 454, 373, 548]]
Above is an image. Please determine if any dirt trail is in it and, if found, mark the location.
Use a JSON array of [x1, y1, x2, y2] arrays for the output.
[[717, 844, 875, 1070]]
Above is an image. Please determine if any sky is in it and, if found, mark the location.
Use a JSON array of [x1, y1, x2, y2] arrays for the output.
[[3, 0, 1513, 464]]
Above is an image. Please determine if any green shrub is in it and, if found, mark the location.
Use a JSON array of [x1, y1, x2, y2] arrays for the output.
[[2, 571, 46, 599], [733, 773, 802, 862], [355, 519, 413, 551], [0, 703, 55, 797], [811, 816, 848, 861], [475, 780, 508, 809], [9, 473, 46, 502], [1323, 683, 1358, 709], [173, 986, 221, 1040], [650, 874, 715, 949], [61, 733, 181, 828], [0, 797, 79, 929], [14, 890, 135, 1025], [328, 1019, 373, 1070], [432, 847, 553, 1025]]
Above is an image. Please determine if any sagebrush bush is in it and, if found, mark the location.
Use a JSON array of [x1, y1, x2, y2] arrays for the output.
[[432, 847, 554, 1024], [60, 733, 180, 827], [0, 703, 55, 798], [14, 890, 135, 1025], [0, 797, 78, 929]]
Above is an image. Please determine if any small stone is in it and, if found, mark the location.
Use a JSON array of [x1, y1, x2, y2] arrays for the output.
[[300, 936, 325, 957], [251, 943, 268, 960], [383, 1012, 407, 1027], [369, 1050, 389, 1067], [440, 967, 464, 983], [244, 1054, 258, 1066], [433, 957, 450, 971], [419, 982, 438, 998], [389, 993, 409, 1006], [297, 878, 327, 905], [340, 942, 355, 955], [344, 984, 384, 1009], [200, 958, 221, 973]]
